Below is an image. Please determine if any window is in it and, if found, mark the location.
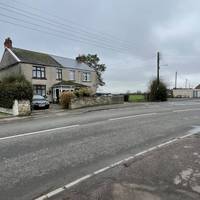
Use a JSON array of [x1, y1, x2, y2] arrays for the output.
[[33, 85, 46, 96], [56, 68, 62, 80], [69, 70, 75, 80], [82, 72, 91, 82], [32, 66, 46, 79]]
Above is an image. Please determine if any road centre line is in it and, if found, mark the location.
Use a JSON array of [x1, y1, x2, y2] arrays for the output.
[[0, 125, 79, 141], [173, 108, 200, 113], [35, 127, 200, 200], [108, 112, 157, 121], [1, 108, 199, 141]]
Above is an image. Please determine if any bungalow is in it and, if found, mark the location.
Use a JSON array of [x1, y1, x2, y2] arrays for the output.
[[0, 38, 97, 102]]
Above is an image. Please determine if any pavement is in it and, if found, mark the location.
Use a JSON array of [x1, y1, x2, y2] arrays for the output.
[[1, 100, 200, 199], [56, 134, 200, 200]]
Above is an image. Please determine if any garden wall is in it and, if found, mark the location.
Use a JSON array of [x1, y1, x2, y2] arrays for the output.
[[70, 95, 124, 109], [0, 100, 31, 116]]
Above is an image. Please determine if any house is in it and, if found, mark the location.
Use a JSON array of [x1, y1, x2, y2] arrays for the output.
[[173, 86, 200, 98], [0, 38, 97, 102], [172, 88, 193, 98], [193, 84, 200, 98]]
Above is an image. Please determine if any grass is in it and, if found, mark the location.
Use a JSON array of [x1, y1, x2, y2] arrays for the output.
[[128, 94, 145, 102]]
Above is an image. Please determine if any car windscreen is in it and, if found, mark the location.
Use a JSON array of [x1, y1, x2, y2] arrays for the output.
[[33, 96, 45, 100]]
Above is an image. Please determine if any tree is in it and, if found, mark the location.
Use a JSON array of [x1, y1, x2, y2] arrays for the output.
[[0, 75, 33, 108], [149, 78, 167, 101], [76, 54, 106, 86]]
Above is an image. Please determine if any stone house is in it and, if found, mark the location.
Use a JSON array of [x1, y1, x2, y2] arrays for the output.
[[0, 38, 97, 102]]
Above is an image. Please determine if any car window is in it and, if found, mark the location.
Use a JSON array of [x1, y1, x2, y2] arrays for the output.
[[33, 95, 45, 100]]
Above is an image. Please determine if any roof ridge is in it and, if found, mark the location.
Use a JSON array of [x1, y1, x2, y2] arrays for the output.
[[12, 47, 49, 56], [49, 53, 75, 61]]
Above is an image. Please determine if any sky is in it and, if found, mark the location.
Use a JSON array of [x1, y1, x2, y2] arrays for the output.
[[0, 0, 200, 93]]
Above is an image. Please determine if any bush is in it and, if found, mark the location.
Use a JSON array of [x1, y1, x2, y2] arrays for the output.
[[74, 87, 93, 98], [0, 75, 33, 108], [149, 79, 167, 101], [59, 91, 74, 109]]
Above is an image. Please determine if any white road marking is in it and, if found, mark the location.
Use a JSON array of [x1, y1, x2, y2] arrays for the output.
[[108, 113, 157, 121], [0, 125, 79, 141], [34, 126, 200, 200], [173, 108, 200, 113]]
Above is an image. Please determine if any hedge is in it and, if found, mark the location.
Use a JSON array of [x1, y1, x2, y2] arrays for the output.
[[0, 75, 33, 108]]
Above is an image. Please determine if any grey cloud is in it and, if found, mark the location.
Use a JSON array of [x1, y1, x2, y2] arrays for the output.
[[1, 0, 200, 92]]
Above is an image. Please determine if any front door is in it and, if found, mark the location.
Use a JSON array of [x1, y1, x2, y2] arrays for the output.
[[56, 89, 60, 103]]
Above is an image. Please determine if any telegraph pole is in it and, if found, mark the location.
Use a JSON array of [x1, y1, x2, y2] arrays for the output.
[[157, 52, 160, 87], [175, 71, 177, 89], [185, 79, 188, 88]]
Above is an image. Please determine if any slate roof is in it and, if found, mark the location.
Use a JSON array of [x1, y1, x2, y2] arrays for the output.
[[195, 84, 200, 89], [50, 55, 94, 71], [12, 48, 62, 67], [8, 48, 93, 71]]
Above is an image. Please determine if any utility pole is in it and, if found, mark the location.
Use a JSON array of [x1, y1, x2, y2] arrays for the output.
[[175, 71, 177, 89], [157, 51, 160, 87], [185, 79, 188, 88]]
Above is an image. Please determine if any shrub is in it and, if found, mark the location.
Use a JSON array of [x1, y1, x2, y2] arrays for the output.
[[0, 75, 33, 108], [149, 79, 167, 101], [74, 87, 93, 98], [59, 91, 74, 109]]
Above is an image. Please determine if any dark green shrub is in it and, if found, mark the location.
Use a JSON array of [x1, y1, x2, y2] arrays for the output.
[[74, 87, 93, 98], [149, 79, 167, 101], [0, 75, 33, 108]]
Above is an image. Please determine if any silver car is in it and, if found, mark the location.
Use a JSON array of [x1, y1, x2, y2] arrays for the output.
[[32, 95, 49, 109]]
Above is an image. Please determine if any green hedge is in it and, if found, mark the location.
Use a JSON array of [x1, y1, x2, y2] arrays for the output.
[[0, 75, 33, 108]]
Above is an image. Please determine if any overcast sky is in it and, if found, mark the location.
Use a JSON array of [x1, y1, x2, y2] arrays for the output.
[[0, 0, 200, 93]]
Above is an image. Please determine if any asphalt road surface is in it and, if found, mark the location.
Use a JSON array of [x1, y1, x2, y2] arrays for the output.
[[1, 100, 200, 200]]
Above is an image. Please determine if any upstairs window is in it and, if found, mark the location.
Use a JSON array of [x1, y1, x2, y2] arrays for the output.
[[32, 66, 46, 79], [69, 70, 75, 80], [56, 68, 62, 80], [82, 72, 91, 82]]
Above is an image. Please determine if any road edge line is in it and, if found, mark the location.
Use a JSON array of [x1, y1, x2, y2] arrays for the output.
[[34, 128, 199, 200]]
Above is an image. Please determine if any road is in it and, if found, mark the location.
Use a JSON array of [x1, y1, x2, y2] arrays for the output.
[[1, 100, 200, 200]]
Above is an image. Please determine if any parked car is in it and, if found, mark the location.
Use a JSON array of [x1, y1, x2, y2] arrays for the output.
[[32, 95, 49, 109]]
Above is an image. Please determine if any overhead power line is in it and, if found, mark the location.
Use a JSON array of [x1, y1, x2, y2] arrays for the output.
[[0, 19, 134, 54], [0, 2, 136, 51], [9, 0, 136, 48], [0, 12, 134, 53]]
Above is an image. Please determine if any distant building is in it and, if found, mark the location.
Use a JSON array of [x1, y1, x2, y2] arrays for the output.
[[173, 86, 200, 98], [172, 88, 193, 98], [0, 38, 97, 102]]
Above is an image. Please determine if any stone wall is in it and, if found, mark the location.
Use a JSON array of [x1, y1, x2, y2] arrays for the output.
[[13, 100, 31, 116], [0, 107, 13, 115], [70, 95, 124, 109], [0, 100, 31, 116]]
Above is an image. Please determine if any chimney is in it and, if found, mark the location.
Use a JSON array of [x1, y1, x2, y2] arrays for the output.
[[4, 37, 12, 49]]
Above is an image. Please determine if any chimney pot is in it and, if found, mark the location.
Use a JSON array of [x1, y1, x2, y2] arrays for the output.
[[4, 37, 12, 49]]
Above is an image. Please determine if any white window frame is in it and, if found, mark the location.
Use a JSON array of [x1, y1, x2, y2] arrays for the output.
[[69, 70, 75, 81], [56, 68, 62, 80], [82, 72, 91, 82]]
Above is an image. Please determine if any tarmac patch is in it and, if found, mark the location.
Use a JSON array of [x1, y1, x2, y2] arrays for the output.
[[112, 183, 161, 200]]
